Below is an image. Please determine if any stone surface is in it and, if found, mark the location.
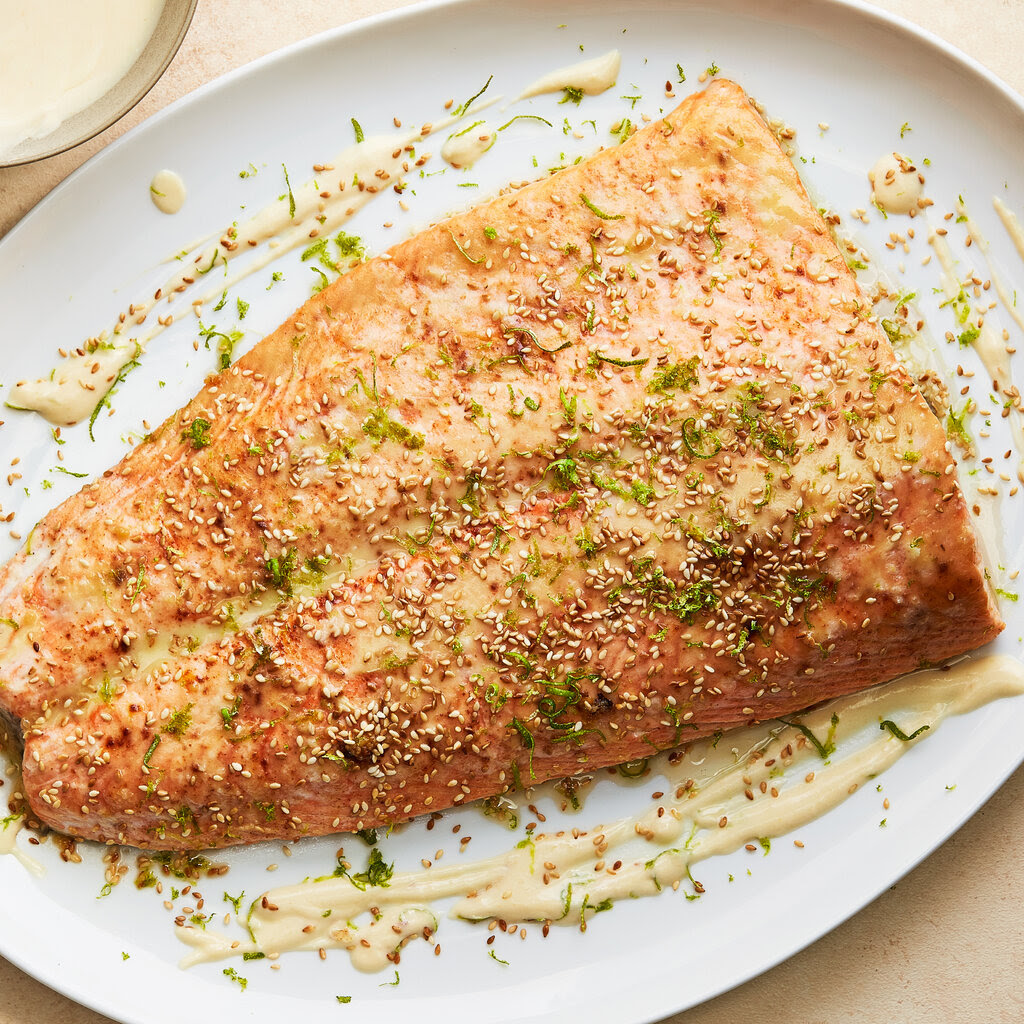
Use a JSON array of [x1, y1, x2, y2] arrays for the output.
[[1, 2, 1022, 1023]]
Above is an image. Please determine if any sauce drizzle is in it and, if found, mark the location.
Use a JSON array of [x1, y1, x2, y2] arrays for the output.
[[11, 126, 437, 425], [176, 654, 1024, 973]]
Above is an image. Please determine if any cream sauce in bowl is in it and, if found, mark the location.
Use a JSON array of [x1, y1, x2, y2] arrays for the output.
[[0, 0, 166, 161]]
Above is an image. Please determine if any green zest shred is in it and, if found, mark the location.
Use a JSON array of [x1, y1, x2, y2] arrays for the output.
[[559, 387, 577, 423], [164, 703, 194, 736], [362, 407, 425, 449], [946, 404, 971, 448], [868, 369, 887, 394], [281, 164, 296, 219], [348, 848, 394, 890], [511, 718, 536, 778], [181, 417, 212, 449], [223, 968, 248, 992], [223, 891, 245, 914], [579, 192, 624, 220], [681, 417, 722, 459], [612, 118, 633, 144], [142, 734, 161, 768], [335, 231, 365, 259], [589, 351, 649, 370], [879, 719, 929, 741], [449, 230, 485, 264], [548, 456, 581, 491], [264, 547, 299, 594], [455, 75, 493, 116], [630, 479, 655, 505], [302, 237, 341, 272], [503, 323, 570, 355], [88, 346, 142, 441], [703, 209, 723, 256], [648, 356, 699, 394], [220, 695, 242, 729], [957, 324, 980, 347], [198, 322, 244, 370], [498, 114, 553, 131], [777, 712, 839, 759]]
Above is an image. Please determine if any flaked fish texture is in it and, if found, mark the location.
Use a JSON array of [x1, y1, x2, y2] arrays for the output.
[[0, 80, 1001, 850]]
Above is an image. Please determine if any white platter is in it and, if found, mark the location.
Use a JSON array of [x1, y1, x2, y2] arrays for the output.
[[1, 1, 1024, 1022]]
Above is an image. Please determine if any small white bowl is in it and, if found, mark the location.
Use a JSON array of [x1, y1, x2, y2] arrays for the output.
[[0, 0, 198, 168]]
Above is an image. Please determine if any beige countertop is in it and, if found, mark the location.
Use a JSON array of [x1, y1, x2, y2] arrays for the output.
[[1, 2, 1022, 1022]]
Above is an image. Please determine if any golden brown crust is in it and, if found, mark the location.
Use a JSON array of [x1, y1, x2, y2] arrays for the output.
[[0, 80, 1001, 849]]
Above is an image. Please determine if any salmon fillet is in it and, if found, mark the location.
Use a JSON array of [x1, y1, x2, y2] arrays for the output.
[[0, 80, 1001, 850]]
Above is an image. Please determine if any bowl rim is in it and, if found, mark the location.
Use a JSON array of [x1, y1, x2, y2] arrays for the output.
[[0, 0, 199, 169]]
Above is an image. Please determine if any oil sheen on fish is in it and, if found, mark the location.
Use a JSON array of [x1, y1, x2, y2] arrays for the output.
[[0, 80, 1001, 850]]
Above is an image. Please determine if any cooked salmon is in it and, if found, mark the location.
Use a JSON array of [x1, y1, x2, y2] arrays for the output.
[[0, 80, 1001, 850]]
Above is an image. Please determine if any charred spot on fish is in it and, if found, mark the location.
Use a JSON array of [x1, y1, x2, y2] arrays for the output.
[[103, 726, 131, 750]]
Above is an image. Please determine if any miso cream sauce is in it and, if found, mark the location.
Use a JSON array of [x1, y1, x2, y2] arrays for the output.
[[0, 816, 43, 877], [994, 196, 1024, 265], [11, 126, 437, 426], [150, 170, 187, 215], [441, 120, 496, 169], [14, 52, 619, 426], [928, 228, 1024, 486], [0, 0, 165, 160], [176, 655, 1024, 973], [957, 199, 1024, 336], [0, 720, 43, 877], [518, 51, 621, 101], [869, 152, 924, 215]]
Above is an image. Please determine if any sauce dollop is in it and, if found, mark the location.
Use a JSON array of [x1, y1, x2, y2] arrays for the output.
[[150, 169, 186, 214], [869, 151, 924, 215], [441, 120, 495, 169]]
